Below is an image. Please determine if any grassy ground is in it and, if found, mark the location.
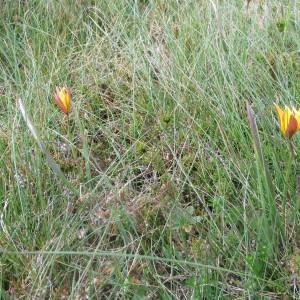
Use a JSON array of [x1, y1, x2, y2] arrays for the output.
[[0, 0, 300, 298]]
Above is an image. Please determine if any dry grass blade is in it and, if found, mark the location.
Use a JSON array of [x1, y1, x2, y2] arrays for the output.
[[17, 98, 79, 197], [246, 102, 274, 198]]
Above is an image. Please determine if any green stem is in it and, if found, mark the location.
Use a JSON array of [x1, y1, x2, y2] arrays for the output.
[[288, 139, 296, 161]]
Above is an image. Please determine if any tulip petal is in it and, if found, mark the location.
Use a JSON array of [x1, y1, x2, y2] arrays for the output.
[[275, 104, 286, 135], [293, 108, 300, 129], [55, 94, 68, 114], [287, 114, 298, 138]]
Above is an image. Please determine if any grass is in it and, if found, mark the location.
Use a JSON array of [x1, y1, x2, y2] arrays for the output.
[[1, 0, 300, 298]]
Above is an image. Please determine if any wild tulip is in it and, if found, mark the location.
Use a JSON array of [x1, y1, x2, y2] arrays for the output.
[[54, 87, 71, 114], [275, 104, 300, 138]]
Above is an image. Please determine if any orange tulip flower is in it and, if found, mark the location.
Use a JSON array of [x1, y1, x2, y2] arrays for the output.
[[54, 87, 71, 114], [275, 104, 300, 138]]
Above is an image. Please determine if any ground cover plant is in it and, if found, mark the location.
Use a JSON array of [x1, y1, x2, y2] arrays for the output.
[[0, 0, 300, 298]]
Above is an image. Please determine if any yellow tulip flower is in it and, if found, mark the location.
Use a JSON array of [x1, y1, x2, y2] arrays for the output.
[[275, 104, 300, 138], [54, 87, 71, 114]]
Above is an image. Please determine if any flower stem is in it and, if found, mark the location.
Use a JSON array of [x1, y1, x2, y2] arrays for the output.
[[288, 139, 296, 161]]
